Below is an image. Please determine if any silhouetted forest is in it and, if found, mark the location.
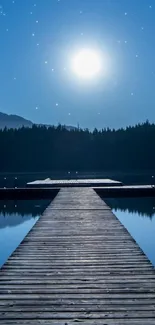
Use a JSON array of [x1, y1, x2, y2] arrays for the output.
[[0, 121, 155, 172]]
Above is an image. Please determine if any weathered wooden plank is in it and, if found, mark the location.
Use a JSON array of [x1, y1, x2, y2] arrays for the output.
[[4, 260, 151, 266], [1, 282, 155, 289], [1, 305, 155, 312], [2, 320, 155, 325], [1, 276, 155, 282], [2, 293, 155, 299], [1, 311, 155, 320], [14, 249, 143, 254], [1, 288, 155, 294], [8, 258, 147, 263], [1, 278, 154, 283], [0, 298, 155, 304], [0, 187, 155, 324], [10, 252, 144, 256]]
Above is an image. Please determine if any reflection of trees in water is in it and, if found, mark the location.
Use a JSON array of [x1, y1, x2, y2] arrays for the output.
[[0, 213, 38, 229], [0, 200, 51, 228], [103, 197, 155, 219]]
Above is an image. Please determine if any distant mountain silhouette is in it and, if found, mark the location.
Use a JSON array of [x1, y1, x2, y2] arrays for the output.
[[0, 112, 77, 130], [0, 112, 32, 129]]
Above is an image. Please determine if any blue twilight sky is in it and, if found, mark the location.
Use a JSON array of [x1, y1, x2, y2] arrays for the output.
[[0, 0, 155, 129]]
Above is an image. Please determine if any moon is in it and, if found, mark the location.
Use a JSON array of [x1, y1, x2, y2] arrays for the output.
[[72, 49, 102, 79]]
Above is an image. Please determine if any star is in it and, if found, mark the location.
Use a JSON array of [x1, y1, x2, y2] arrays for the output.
[[32, 33, 35, 36]]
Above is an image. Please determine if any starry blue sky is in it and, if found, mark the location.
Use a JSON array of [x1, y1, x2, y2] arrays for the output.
[[0, 0, 155, 129]]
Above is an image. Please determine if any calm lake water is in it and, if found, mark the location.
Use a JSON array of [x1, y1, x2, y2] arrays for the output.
[[104, 197, 155, 267], [0, 200, 50, 267]]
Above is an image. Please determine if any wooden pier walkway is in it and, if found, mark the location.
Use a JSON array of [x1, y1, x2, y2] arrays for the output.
[[0, 188, 155, 324]]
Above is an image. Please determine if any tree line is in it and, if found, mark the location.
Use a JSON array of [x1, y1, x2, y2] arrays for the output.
[[0, 121, 154, 172]]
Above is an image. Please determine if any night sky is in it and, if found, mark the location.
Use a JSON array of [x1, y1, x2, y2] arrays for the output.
[[0, 0, 155, 129]]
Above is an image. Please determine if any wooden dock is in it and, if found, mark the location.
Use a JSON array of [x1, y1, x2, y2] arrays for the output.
[[27, 178, 123, 187], [0, 187, 155, 324]]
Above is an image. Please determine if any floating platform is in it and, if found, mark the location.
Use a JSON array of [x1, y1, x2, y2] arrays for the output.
[[27, 178, 123, 188], [0, 188, 155, 324]]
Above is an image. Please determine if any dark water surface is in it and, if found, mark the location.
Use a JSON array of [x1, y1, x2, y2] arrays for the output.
[[0, 200, 51, 267], [104, 197, 155, 267]]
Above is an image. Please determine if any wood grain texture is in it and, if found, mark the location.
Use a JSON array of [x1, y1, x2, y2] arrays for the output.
[[0, 187, 155, 324]]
